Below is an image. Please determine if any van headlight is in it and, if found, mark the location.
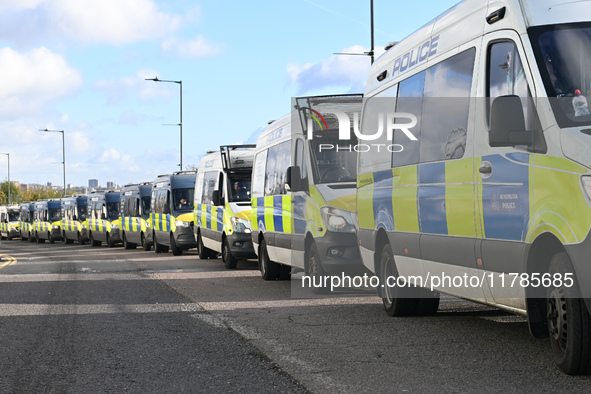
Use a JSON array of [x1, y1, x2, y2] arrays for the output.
[[320, 207, 356, 233], [175, 220, 189, 228], [231, 217, 251, 233], [111, 224, 119, 229], [52, 225, 60, 229]]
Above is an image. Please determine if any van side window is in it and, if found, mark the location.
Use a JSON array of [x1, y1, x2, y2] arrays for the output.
[[488, 41, 532, 127], [264, 141, 290, 196], [202, 171, 218, 204], [421, 48, 475, 161], [393, 71, 425, 167], [252, 151, 267, 197], [295, 139, 308, 188]]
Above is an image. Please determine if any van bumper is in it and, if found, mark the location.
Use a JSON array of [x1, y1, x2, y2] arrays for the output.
[[174, 226, 198, 250], [316, 232, 366, 275], [50, 228, 63, 242], [227, 232, 257, 259]]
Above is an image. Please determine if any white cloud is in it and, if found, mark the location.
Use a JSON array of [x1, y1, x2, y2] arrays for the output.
[[287, 45, 384, 95], [161, 36, 223, 59], [0, 46, 82, 119], [95, 69, 177, 104], [0, 0, 182, 45]]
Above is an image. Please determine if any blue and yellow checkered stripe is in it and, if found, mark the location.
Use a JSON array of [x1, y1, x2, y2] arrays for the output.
[[358, 155, 531, 242], [122, 216, 144, 233], [251, 195, 292, 234], [151, 213, 172, 232], [89, 219, 110, 232], [61, 220, 80, 232], [195, 204, 224, 232], [34, 221, 51, 232]]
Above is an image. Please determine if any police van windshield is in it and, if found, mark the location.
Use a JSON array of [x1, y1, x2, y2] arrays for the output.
[[310, 131, 357, 184], [48, 208, 62, 222], [229, 177, 251, 202], [77, 205, 87, 221], [532, 23, 591, 127], [8, 212, 18, 222], [173, 189, 194, 212], [106, 202, 119, 220]]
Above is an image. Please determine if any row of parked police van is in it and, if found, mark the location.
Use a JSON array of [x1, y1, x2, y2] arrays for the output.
[[3, 0, 591, 374]]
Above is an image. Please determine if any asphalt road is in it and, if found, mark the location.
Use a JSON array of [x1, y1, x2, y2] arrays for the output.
[[0, 240, 590, 393]]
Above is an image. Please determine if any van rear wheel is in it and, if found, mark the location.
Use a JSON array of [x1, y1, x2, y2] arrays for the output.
[[547, 252, 591, 375]]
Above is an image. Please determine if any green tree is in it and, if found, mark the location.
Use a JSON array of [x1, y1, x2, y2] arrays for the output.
[[0, 181, 22, 204]]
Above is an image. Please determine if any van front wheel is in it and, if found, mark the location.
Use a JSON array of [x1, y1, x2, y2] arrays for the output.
[[380, 243, 418, 317], [259, 241, 279, 280], [222, 238, 238, 269], [547, 252, 591, 375], [170, 234, 182, 256]]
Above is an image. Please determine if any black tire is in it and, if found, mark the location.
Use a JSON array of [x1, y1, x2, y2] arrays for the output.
[[64, 232, 74, 244], [380, 243, 418, 317], [49, 232, 55, 244], [141, 233, 151, 251], [123, 233, 136, 250], [78, 232, 86, 246], [547, 252, 591, 375], [198, 233, 215, 259], [170, 233, 182, 256], [29, 233, 35, 243], [7, 235, 12, 241], [90, 232, 101, 247], [37, 233, 44, 244], [107, 233, 116, 248], [279, 264, 291, 281], [259, 241, 280, 280], [307, 243, 329, 294], [154, 232, 163, 253], [222, 237, 238, 269]]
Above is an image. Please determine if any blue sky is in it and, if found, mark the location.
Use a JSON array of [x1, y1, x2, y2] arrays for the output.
[[0, 0, 459, 188]]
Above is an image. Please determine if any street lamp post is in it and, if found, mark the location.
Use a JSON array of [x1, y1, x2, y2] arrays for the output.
[[41, 129, 66, 196], [0, 153, 10, 204], [145, 77, 183, 171]]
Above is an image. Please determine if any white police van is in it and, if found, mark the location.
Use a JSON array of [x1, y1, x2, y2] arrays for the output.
[[194, 145, 257, 268], [357, 0, 591, 374], [251, 94, 364, 284]]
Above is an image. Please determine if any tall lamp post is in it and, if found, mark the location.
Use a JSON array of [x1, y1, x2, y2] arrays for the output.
[[145, 77, 183, 171], [41, 128, 66, 196], [0, 153, 9, 204]]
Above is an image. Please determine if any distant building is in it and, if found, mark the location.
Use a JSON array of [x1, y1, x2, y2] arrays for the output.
[[47, 182, 53, 188], [106, 181, 115, 188], [88, 179, 98, 188]]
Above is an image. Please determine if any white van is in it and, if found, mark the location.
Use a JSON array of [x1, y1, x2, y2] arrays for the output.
[[251, 94, 364, 284], [193, 145, 257, 268], [357, 0, 591, 374]]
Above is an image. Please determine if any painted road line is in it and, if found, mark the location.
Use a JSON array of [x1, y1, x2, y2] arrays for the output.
[[0, 255, 17, 270]]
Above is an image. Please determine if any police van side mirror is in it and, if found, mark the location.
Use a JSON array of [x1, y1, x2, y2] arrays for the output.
[[489, 95, 533, 147], [212, 190, 222, 206], [286, 166, 302, 192]]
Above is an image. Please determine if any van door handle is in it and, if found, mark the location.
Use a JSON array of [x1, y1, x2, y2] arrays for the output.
[[479, 162, 492, 175]]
